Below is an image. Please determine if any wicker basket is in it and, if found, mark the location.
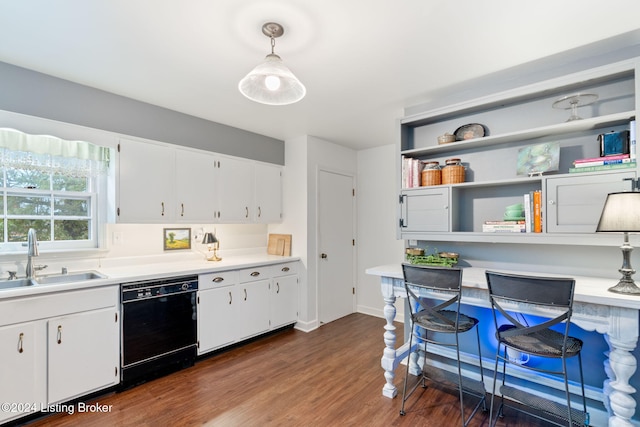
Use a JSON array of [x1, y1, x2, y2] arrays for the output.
[[421, 169, 441, 186], [442, 159, 465, 184], [421, 161, 441, 186]]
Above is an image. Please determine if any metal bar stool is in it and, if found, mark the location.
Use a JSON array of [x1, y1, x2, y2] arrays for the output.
[[485, 270, 589, 426], [400, 264, 486, 426]]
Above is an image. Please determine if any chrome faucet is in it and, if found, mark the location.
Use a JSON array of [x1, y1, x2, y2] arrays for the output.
[[25, 228, 40, 279]]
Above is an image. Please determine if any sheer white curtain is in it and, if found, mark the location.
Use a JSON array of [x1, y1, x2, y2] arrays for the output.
[[0, 128, 110, 177]]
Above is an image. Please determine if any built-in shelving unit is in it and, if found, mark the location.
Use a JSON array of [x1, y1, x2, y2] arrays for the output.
[[397, 58, 639, 245]]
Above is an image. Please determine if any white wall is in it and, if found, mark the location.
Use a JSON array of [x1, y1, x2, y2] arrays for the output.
[[276, 135, 357, 331], [356, 144, 405, 319], [268, 136, 310, 327]]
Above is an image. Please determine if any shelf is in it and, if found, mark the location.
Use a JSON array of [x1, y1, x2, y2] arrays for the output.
[[402, 175, 543, 191], [399, 231, 623, 247], [401, 111, 635, 157]]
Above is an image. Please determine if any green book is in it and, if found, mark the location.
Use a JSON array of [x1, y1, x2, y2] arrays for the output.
[[568, 162, 637, 173]]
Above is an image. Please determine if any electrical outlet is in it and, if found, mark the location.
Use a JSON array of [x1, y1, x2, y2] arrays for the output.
[[113, 231, 123, 246]]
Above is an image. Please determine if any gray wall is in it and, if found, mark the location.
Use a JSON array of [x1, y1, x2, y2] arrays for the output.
[[406, 29, 640, 117], [0, 61, 284, 165]]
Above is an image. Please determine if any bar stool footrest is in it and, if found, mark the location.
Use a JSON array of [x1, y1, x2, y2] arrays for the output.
[[500, 384, 588, 426]]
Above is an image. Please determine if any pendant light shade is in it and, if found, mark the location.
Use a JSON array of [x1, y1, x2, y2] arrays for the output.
[[238, 22, 306, 106]]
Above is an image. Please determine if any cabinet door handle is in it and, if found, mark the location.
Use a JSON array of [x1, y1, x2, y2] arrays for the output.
[[399, 194, 407, 228], [548, 199, 555, 205], [161, 202, 165, 216], [212, 277, 224, 283], [228, 291, 232, 305], [245, 207, 249, 218], [18, 332, 24, 353], [258, 206, 261, 218], [281, 266, 290, 272], [321, 253, 328, 259], [250, 271, 260, 277], [276, 282, 280, 294], [244, 288, 248, 301], [181, 203, 185, 217], [57, 325, 62, 344]]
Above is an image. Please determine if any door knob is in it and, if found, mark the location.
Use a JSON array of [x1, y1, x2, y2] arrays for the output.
[[321, 253, 328, 259]]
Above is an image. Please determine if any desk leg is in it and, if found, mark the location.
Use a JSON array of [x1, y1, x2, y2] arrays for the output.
[[604, 307, 638, 427], [605, 336, 637, 427], [381, 294, 398, 398]]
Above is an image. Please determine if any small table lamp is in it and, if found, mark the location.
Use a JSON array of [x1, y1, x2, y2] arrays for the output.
[[202, 232, 221, 262], [596, 191, 640, 294]]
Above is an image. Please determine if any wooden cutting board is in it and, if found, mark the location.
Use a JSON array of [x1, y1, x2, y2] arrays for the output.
[[267, 234, 292, 256]]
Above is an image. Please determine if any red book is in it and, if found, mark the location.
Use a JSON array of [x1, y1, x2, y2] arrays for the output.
[[574, 154, 629, 164]]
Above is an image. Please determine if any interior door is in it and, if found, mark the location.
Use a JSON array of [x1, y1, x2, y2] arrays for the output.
[[318, 169, 355, 324]]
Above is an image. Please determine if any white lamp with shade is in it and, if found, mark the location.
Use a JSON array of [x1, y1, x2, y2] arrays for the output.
[[596, 190, 640, 294]]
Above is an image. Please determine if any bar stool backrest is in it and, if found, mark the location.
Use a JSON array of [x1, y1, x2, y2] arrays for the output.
[[403, 263, 463, 293], [485, 271, 575, 308]]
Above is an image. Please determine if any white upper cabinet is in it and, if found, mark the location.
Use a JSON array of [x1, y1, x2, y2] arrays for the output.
[[175, 149, 218, 223], [255, 162, 283, 223], [118, 138, 175, 223], [216, 157, 283, 224], [216, 156, 255, 223], [118, 139, 282, 224]]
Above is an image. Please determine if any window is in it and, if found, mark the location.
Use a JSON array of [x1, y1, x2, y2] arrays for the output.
[[0, 128, 110, 251]]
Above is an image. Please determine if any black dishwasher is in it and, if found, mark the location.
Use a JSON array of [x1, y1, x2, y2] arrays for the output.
[[120, 275, 198, 388]]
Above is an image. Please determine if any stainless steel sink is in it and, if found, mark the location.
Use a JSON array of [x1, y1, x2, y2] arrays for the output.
[[35, 271, 107, 285], [0, 278, 38, 289], [0, 271, 107, 290]]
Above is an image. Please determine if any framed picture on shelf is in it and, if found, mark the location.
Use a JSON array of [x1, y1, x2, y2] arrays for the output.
[[163, 228, 191, 251], [516, 142, 560, 176]]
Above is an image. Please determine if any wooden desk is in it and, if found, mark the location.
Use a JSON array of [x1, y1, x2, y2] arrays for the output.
[[366, 264, 640, 427]]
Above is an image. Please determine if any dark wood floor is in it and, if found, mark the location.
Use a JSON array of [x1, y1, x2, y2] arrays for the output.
[[22, 313, 550, 427]]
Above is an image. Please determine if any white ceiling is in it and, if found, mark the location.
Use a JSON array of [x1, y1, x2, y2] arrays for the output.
[[1, 1, 640, 150]]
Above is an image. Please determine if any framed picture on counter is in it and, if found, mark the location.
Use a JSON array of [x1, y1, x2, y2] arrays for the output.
[[163, 228, 191, 251]]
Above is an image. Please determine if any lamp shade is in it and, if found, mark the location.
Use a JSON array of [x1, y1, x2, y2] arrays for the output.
[[596, 192, 640, 232], [202, 232, 218, 244], [238, 53, 306, 106]]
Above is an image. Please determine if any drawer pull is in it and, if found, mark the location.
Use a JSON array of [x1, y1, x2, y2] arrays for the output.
[[18, 332, 24, 353], [212, 277, 224, 283], [57, 325, 63, 344], [281, 267, 290, 272], [228, 291, 232, 305], [250, 271, 260, 277]]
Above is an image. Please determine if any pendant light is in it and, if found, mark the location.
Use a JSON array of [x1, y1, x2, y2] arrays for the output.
[[238, 22, 306, 106]]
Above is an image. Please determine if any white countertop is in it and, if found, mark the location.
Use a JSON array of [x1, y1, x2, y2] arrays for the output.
[[366, 263, 640, 311], [0, 253, 300, 300]]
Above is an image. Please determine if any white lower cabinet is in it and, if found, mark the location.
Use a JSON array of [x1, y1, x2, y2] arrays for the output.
[[237, 278, 271, 340], [197, 262, 299, 356], [0, 321, 44, 424], [47, 308, 119, 404], [0, 286, 119, 424], [197, 270, 238, 355], [270, 263, 299, 329]]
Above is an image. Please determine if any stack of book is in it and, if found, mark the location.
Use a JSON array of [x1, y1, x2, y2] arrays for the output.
[[401, 156, 424, 188], [482, 190, 543, 233], [482, 220, 526, 233], [570, 119, 637, 173], [569, 154, 635, 173]]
